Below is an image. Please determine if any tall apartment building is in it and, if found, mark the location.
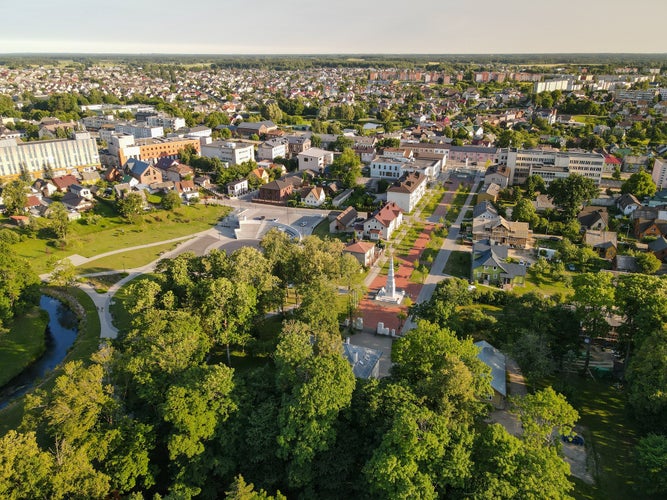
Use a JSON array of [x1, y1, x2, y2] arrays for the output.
[[0, 133, 100, 179], [146, 115, 187, 131], [501, 148, 604, 186], [114, 122, 164, 139], [652, 158, 667, 190], [200, 141, 255, 166], [118, 137, 201, 166]]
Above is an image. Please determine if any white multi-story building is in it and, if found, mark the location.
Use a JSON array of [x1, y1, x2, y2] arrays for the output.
[[652, 158, 667, 190], [146, 115, 186, 131], [297, 147, 334, 172], [0, 133, 100, 179], [501, 148, 604, 186], [370, 154, 441, 180], [258, 138, 288, 161], [386, 172, 428, 213], [114, 122, 164, 139], [533, 79, 582, 94], [200, 141, 255, 165]]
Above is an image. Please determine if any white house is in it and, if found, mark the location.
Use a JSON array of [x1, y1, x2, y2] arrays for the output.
[[201, 141, 255, 166], [616, 193, 641, 216], [297, 147, 334, 172], [304, 186, 326, 207], [227, 178, 249, 197], [257, 138, 288, 161], [358, 202, 403, 240], [386, 172, 427, 213]]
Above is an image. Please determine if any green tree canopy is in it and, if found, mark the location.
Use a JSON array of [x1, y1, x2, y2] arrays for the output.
[[621, 169, 656, 199], [547, 174, 599, 220]]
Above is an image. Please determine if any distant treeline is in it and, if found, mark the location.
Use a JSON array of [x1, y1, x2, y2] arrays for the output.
[[0, 53, 665, 71]]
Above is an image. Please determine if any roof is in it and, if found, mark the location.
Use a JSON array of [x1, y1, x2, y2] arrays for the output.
[[298, 147, 331, 158], [648, 235, 667, 252], [370, 202, 402, 227], [344, 241, 375, 255], [387, 172, 426, 194], [336, 206, 358, 226], [617, 193, 640, 210], [577, 207, 608, 229], [474, 341, 506, 397], [584, 230, 618, 249], [343, 343, 382, 379], [51, 174, 78, 190], [473, 201, 498, 218]]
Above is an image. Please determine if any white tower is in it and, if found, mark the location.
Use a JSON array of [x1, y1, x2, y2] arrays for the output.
[[386, 253, 396, 298]]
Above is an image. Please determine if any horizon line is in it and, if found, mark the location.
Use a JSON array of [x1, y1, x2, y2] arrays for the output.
[[0, 51, 666, 57]]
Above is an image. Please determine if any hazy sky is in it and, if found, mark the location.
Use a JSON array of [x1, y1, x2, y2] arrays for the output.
[[1, 0, 665, 54]]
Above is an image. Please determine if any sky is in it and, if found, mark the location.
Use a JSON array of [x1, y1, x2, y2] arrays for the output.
[[0, 0, 665, 55]]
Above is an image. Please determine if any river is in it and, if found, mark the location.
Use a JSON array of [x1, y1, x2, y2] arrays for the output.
[[0, 295, 78, 409]]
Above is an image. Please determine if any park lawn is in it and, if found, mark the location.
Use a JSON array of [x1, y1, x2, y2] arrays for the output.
[[0, 307, 49, 387], [396, 223, 425, 256], [443, 250, 471, 278], [0, 287, 101, 436], [572, 115, 607, 126], [515, 273, 573, 298], [76, 240, 186, 275], [419, 187, 446, 219], [9, 204, 229, 274]]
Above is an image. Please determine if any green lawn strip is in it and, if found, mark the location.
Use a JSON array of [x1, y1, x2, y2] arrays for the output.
[[0, 307, 49, 387], [514, 273, 573, 298], [0, 287, 101, 436], [396, 224, 425, 256], [443, 250, 471, 278], [419, 187, 446, 219], [445, 187, 471, 224], [9, 204, 229, 274], [76, 241, 184, 275], [81, 273, 129, 294]]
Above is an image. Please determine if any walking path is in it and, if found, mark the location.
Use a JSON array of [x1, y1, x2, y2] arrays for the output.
[[401, 172, 483, 333]]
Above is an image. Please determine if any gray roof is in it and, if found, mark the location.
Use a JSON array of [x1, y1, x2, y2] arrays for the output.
[[343, 343, 382, 379], [474, 341, 506, 396], [473, 200, 498, 218]]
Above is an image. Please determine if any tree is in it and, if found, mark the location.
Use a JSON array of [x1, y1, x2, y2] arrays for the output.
[[116, 192, 144, 219], [512, 198, 538, 227], [2, 179, 27, 215], [635, 251, 661, 274], [329, 147, 362, 188], [47, 201, 69, 238], [0, 430, 53, 499], [635, 433, 667, 495], [49, 259, 77, 289], [547, 174, 599, 220], [621, 169, 656, 199], [162, 190, 182, 210], [525, 175, 546, 199], [511, 387, 578, 447], [626, 331, 667, 433]]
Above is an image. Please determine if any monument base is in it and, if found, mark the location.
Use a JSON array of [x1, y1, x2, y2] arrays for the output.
[[375, 288, 405, 305]]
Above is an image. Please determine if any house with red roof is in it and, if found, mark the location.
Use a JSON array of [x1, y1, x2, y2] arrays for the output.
[[604, 154, 622, 174], [343, 241, 377, 267], [357, 201, 403, 241], [51, 174, 78, 192]]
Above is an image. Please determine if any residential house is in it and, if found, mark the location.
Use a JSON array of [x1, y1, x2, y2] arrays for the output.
[[194, 175, 212, 189], [472, 201, 498, 220], [648, 235, 667, 261], [584, 230, 618, 260], [236, 120, 277, 138], [615, 255, 639, 273], [484, 165, 510, 189], [51, 174, 78, 192], [470, 239, 526, 288], [634, 218, 667, 239], [604, 154, 622, 174], [258, 179, 293, 204], [303, 186, 326, 207], [474, 341, 507, 408], [175, 180, 198, 200], [286, 135, 311, 158], [70, 184, 93, 200], [61, 192, 94, 212], [227, 179, 248, 197], [358, 202, 403, 241], [472, 216, 532, 248], [155, 157, 193, 182], [297, 147, 334, 172], [80, 170, 101, 185], [342, 341, 382, 379], [249, 167, 270, 185], [532, 194, 556, 213], [616, 193, 641, 216], [32, 179, 57, 198], [386, 172, 427, 213], [577, 206, 608, 231], [127, 159, 163, 185], [329, 206, 358, 233], [257, 138, 288, 160], [343, 240, 377, 267], [477, 182, 501, 204]]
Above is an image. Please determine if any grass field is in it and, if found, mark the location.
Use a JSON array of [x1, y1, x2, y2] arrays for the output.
[[0, 307, 49, 387], [76, 240, 186, 275], [443, 250, 471, 278], [419, 186, 446, 219], [312, 218, 350, 242], [0, 287, 101, 436], [445, 187, 471, 224], [7, 204, 229, 274]]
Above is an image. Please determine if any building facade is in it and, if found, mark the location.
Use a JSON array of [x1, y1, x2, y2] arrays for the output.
[[200, 141, 255, 166]]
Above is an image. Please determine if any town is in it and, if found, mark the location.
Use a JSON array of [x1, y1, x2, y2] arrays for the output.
[[0, 54, 666, 500]]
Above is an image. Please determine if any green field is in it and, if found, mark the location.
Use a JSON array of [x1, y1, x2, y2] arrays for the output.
[[443, 250, 471, 278], [7, 204, 229, 274], [0, 307, 49, 387], [76, 240, 186, 275]]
